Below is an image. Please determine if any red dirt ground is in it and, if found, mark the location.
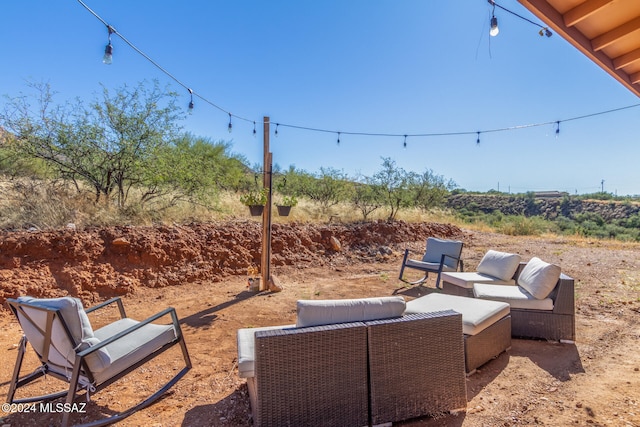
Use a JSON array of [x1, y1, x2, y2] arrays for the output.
[[0, 220, 639, 426]]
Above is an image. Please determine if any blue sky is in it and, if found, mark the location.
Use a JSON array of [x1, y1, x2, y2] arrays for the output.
[[2, 1, 639, 195]]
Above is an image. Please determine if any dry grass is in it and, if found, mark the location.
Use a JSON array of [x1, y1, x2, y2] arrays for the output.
[[0, 177, 471, 229], [3, 177, 623, 246]]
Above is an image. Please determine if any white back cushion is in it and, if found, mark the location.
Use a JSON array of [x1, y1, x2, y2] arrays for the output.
[[477, 250, 522, 281], [16, 296, 111, 373], [422, 238, 463, 268], [296, 296, 405, 328], [517, 257, 561, 300]]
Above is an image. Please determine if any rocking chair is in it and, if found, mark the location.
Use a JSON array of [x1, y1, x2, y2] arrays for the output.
[[6, 296, 191, 427], [398, 237, 464, 288]]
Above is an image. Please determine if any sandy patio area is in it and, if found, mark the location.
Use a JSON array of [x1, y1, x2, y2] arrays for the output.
[[0, 223, 639, 426]]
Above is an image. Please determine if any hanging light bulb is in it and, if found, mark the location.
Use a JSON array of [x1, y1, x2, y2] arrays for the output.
[[103, 26, 114, 64], [187, 89, 194, 113], [490, 16, 500, 37], [228, 113, 233, 133], [103, 43, 113, 64], [253, 121, 257, 137]]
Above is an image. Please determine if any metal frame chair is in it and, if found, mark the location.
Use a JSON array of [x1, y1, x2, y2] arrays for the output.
[[6, 296, 191, 427], [399, 237, 464, 288]]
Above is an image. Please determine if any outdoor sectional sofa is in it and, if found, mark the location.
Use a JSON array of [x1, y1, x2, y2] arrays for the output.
[[441, 252, 576, 342], [237, 297, 467, 427]]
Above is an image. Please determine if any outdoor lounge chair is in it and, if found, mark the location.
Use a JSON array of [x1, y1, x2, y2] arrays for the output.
[[399, 237, 464, 288], [6, 296, 191, 427], [473, 258, 576, 341]]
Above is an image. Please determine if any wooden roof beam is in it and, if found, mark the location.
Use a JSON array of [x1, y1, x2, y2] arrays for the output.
[[592, 16, 640, 51], [631, 71, 640, 84], [613, 47, 640, 70], [564, 0, 615, 28], [518, 0, 640, 97]]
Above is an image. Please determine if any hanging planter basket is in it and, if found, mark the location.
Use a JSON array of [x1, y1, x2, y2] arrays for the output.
[[276, 205, 292, 216], [249, 205, 264, 216]]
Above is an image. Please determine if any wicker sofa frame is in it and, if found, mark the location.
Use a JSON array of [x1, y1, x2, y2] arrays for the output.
[[245, 311, 467, 427], [366, 311, 467, 425], [442, 263, 575, 342], [510, 273, 575, 341], [250, 322, 369, 427]]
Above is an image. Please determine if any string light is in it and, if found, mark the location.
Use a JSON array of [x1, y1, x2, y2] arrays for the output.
[[102, 25, 114, 64], [77, 0, 256, 135], [489, 1, 499, 37], [489, 0, 552, 38], [188, 88, 194, 113], [403, 135, 407, 148], [539, 27, 553, 37], [228, 113, 233, 133], [77, 0, 640, 148], [490, 16, 499, 37]]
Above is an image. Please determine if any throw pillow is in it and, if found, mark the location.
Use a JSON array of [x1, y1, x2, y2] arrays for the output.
[[296, 296, 406, 328], [477, 250, 522, 281], [517, 257, 561, 300]]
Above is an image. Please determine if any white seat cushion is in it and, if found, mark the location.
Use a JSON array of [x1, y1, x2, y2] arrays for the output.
[[517, 257, 561, 300], [92, 318, 178, 384], [405, 259, 457, 272], [236, 324, 295, 378], [441, 271, 515, 289], [477, 250, 522, 281], [296, 296, 405, 328], [473, 283, 554, 310], [405, 293, 510, 336]]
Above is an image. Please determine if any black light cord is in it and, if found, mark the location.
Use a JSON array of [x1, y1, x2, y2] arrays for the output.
[[489, 0, 548, 30], [77, 0, 254, 124], [77, 0, 639, 144]]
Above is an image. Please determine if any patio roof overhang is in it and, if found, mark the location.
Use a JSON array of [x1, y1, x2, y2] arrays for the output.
[[517, 0, 640, 98]]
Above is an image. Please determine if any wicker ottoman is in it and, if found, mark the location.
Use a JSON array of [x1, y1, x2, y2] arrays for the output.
[[406, 293, 511, 374]]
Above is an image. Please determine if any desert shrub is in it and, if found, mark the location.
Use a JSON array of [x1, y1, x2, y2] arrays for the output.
[[0, 178, 80, 229], [495, 215, 554, 236], [573, 212, 605, 227]]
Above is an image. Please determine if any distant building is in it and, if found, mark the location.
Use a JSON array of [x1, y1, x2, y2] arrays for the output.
[[533, 191, 568, 199]]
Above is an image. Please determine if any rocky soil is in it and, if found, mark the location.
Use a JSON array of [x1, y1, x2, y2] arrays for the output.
[[0, 220, 639, 426]]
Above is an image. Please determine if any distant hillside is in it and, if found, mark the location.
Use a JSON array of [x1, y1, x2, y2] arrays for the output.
[[446, 194, 640, 221]]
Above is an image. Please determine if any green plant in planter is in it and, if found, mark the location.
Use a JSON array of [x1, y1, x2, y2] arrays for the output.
[[278, 195, 298, 207], [240, 188, 269, 206]]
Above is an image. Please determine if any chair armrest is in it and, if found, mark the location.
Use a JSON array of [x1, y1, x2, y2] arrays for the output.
[[403, 248, 424, 257], [78, 307, 179, 357], [85, 297, 127, 318], [551, 275, 575, 315], [440, 254, 463, 271]]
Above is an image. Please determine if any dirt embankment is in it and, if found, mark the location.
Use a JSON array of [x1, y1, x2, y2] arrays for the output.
[[0, 220, 463, 308]]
